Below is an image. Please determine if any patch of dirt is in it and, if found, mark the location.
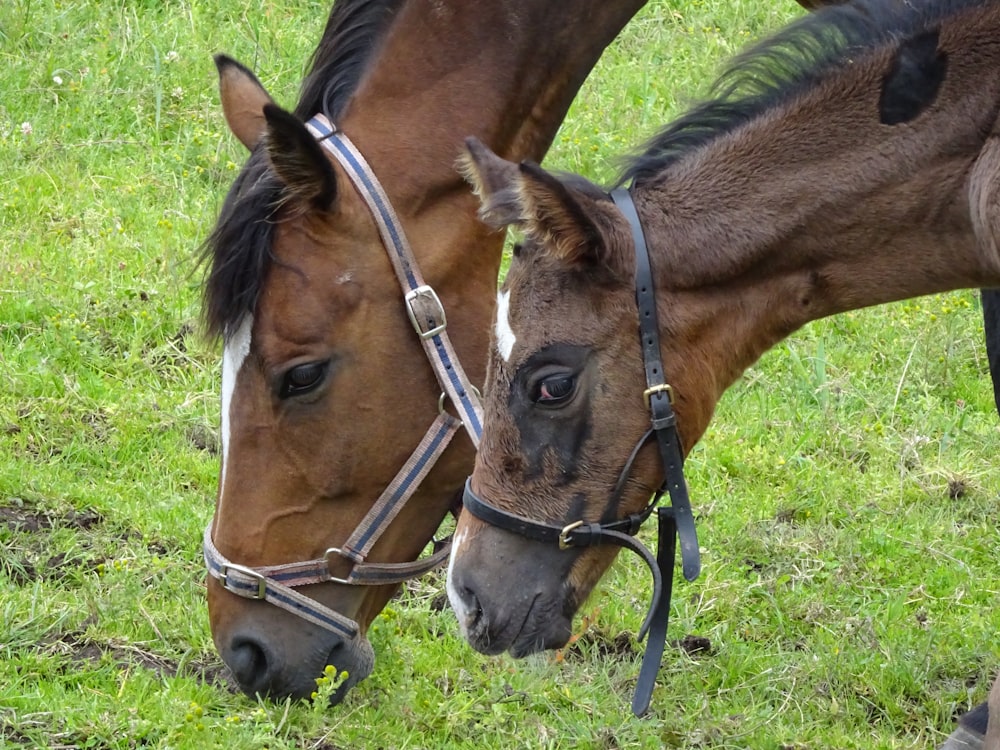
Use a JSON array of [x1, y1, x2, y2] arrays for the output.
[[43, 630, 239, 693], [674, 634, 713, 656], [3, 549, 109, 587], [563, 630, 638, 661], [948, 478, 968, 500], [0, 502, 103, 533], [186, 423, 219, 455]]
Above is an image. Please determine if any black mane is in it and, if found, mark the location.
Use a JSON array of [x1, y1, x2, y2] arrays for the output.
[[618, 0, 986, 188], [202, 0, 404, 340]]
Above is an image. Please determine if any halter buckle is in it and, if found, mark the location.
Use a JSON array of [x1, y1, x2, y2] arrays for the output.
[[405, 285, 447, 339], [323, 548, 354, 584], [559, 520, 584, 550], [643, 383, 674, 409], [438, 384, 482, 416], [218, 563, 266, 600]]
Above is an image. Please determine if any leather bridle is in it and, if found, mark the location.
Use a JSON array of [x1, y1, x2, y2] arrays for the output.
[[203, 113, 483, 644], [461, 187, 701, 716]]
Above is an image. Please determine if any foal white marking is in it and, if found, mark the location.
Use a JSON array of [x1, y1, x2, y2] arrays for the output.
[[219, 314, 253, 500], [495, 289, 516, 362], [446, 528, 474, 632]]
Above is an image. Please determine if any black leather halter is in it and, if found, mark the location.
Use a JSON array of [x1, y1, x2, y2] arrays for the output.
[[462, 187, 701, 717]]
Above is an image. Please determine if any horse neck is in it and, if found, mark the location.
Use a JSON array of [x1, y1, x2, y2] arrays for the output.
[[639, 18, 1000, 399], [340, 0, 647, 211]]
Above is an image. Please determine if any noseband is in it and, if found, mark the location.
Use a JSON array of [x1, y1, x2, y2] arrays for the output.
[[462, 187, 700, 717], [204, 113, 483, 643]]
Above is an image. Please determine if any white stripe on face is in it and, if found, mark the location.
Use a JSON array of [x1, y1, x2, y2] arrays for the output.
[[219, 314, 253, 497], [445, 527, 472, 633], [495, 289, 516, 362]]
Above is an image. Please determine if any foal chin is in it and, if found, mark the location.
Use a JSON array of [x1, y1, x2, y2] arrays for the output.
[[447, 516, 620, 657]]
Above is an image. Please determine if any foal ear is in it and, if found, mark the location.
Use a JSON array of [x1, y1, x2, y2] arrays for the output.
[[517, 162, 606, 266], [263, 104, 337, 209], [459, 138, 524, 229], [216, 55, 274, 151]]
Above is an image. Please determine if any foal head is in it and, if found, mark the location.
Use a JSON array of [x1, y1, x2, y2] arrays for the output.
[[446, 143, 722, 655]]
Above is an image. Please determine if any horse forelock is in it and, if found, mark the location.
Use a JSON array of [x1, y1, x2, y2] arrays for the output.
[[618, 0, 990, 188], [201, 151, 281, 340], [201, 0, 406, 341]]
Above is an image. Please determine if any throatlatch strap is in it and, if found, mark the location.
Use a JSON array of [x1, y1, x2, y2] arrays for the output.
[[610, 188, 700, 583]]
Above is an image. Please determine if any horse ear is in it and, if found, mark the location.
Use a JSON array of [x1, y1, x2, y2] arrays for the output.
[[516, 161, 606, 266], [459, 137, 524, 229], [216, 55, 274, 151], [263, 104, 337, 209]]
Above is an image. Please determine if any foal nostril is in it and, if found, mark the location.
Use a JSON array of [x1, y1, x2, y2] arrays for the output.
[[457, 585, 484, 624]]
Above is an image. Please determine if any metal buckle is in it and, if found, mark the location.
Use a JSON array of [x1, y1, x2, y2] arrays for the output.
[[559, 520, 584, 550], [643, 383, 674, 409], [323, 548, 353, 584], [438, 384, 482, 416], [218, 563, 266, 600], [405, 285, 447, 339]]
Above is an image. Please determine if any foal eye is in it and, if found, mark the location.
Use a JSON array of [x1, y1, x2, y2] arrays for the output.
[[280, 361, 328, 398], [534, 374, 576, 405]]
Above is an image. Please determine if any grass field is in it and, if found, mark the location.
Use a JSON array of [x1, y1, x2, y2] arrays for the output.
[[2, 0, 999, 748]]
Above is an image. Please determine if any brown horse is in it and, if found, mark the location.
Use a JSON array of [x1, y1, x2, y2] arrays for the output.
[[201, 0, 652, 703], [447, 0, 1000, 734]]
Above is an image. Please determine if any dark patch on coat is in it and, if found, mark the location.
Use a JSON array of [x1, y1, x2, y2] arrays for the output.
[[880, 29, 947, 125], [507, 343, 594, 484]]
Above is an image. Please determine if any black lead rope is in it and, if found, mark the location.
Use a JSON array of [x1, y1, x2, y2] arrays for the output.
[[462, 187, 701, 717]]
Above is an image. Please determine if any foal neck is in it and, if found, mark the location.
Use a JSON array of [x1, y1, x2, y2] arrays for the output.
[[634, 2, 1000, 421]]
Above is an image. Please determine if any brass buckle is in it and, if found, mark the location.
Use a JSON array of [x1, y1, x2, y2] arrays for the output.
[[405, 285, 447, 339], [559, 520, 584, 550], [643, 383, 674, 409], [324, 548, 353, 584], [218, 563, 266, 600]]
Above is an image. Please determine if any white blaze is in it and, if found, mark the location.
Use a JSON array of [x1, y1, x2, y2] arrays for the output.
[[495, 289, 516, 362], [219, 314, 253, 497], [446, 527, 473, 633]]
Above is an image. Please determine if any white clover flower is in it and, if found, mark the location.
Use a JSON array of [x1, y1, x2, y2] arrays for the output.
[[20, 122, 32, 136], [165, 50, 179, 63], [53, 75, 63, 85]]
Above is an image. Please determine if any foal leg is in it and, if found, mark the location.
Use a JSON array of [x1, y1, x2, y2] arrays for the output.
[[940, 701, 988, 750], [986, 675, 1000, 750], [982, 289, 1000, 414]]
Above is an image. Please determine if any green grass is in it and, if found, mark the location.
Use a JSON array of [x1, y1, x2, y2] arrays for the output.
[[2, 0, 999, 747]]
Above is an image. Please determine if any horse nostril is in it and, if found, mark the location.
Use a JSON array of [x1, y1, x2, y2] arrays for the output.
[[228, 635, 269, 691]]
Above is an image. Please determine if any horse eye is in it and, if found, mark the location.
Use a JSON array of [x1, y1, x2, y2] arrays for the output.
[[280, 361, 328, 398], [534, 374, 576, 405]]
